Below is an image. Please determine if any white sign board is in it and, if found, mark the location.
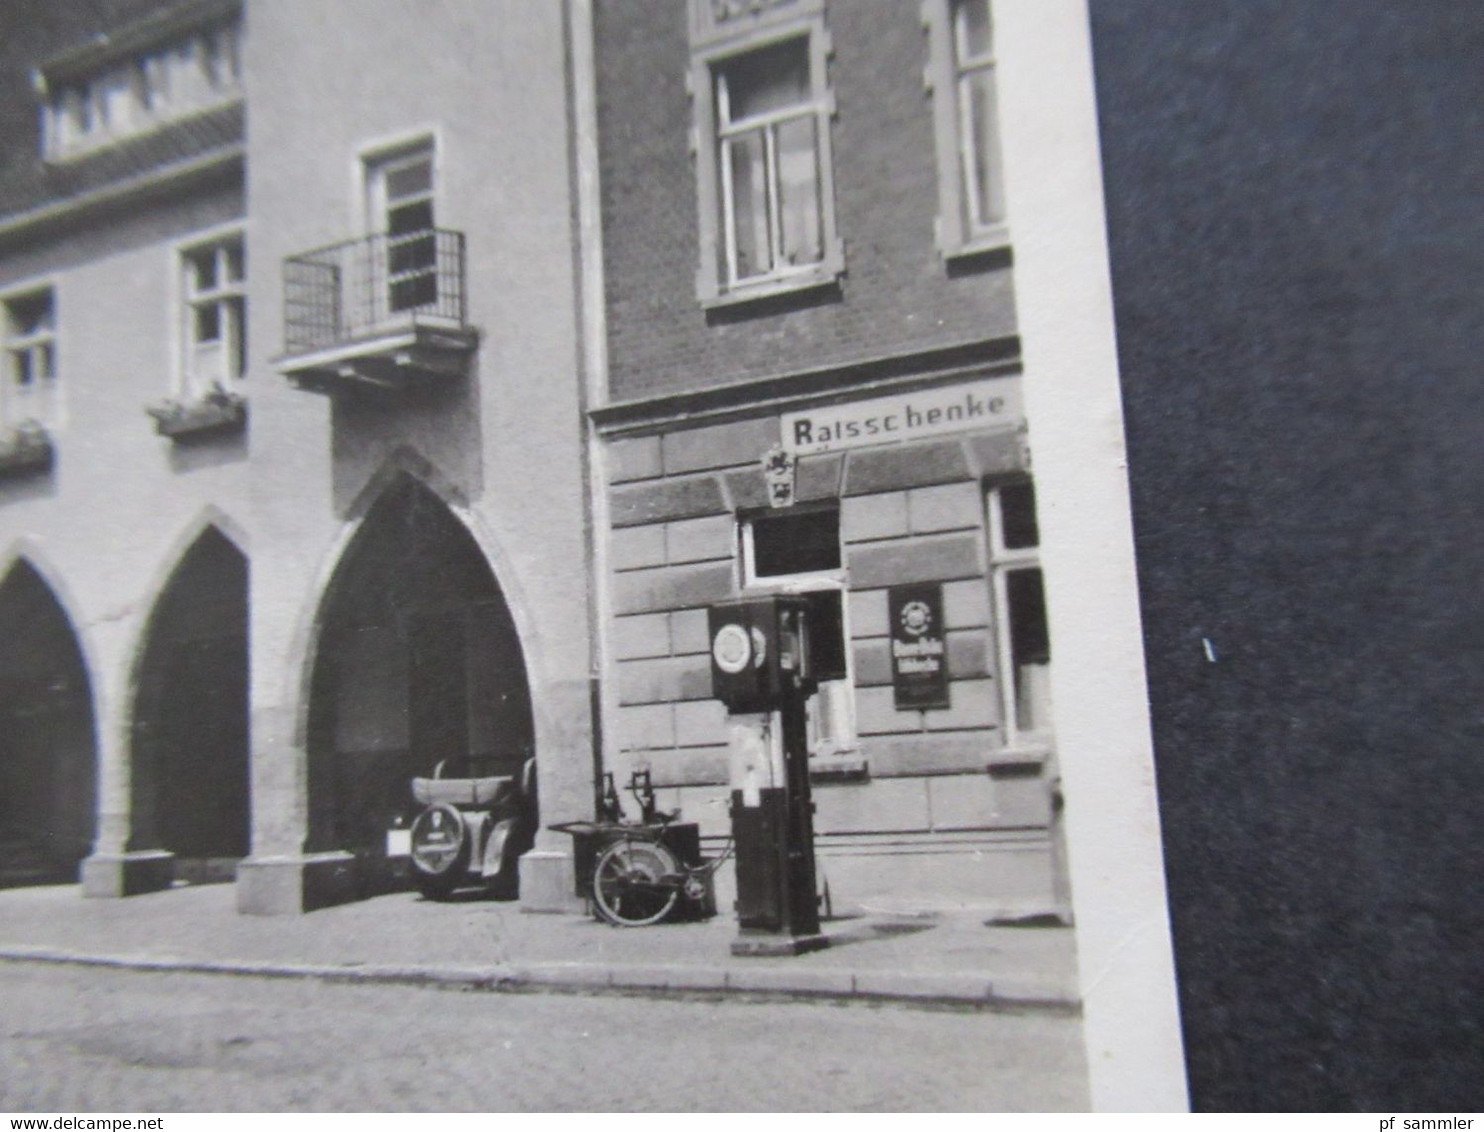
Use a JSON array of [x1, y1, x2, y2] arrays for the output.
[[780, 377, 1023, 456]]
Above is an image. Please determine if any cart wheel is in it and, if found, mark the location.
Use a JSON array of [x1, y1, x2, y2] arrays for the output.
[[410, 802, 469, 901], [591, 838, 680, 927]]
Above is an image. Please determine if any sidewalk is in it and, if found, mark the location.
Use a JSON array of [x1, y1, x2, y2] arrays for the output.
[[0, 882, 1080, 1011]]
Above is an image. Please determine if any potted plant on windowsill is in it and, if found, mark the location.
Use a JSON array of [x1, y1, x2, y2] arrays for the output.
[[0, 418, 54, 477], [146, 383, 248, 440]]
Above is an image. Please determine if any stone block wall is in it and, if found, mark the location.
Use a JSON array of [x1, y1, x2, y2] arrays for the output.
[[601, 397, 1045, 836]]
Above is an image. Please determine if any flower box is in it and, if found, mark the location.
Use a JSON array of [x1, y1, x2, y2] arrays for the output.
[[146, 387, 247, 440], [0, 420, 54, 478]]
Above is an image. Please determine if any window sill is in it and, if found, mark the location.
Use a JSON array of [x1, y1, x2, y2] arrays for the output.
[[810, 753, 869, 783], [986, 743, 1050, 773], [943, 226, 1012, 267], [701, 265, 841, 313]]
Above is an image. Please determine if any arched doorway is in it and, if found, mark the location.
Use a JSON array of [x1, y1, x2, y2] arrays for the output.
[[129, 527, 249, 881], [0, 561, 97, 887], [306, 475, 534, 892]]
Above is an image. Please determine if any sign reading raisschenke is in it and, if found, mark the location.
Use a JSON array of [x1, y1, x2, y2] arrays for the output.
[[781, 377, 1023, 456]]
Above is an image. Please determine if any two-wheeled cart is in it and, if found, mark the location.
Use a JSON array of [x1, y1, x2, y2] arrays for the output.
[[550, 771, 727, 927]]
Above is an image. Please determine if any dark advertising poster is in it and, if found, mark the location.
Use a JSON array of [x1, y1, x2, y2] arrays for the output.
[[889, 582, 950, 710]]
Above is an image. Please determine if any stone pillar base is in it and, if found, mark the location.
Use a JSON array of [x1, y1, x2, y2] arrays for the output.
[[81, 850, 175, 898], [518, 849, 584, 914], [235, 852, 357, 915]]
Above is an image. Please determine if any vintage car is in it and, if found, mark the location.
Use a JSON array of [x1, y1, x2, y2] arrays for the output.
[[390, 757, 536, 900]]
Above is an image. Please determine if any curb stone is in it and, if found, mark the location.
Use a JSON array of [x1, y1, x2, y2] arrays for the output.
[[0, 946, 1079, 1012]]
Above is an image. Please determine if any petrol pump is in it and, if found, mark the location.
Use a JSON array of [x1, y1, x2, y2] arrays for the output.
[[708, 596, 828, 956]]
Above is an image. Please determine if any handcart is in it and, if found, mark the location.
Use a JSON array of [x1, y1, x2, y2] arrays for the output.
[[551, 770, 729, 927]]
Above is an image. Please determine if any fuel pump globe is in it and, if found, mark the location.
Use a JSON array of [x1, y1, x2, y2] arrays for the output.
[[711, 622, 753, 674]]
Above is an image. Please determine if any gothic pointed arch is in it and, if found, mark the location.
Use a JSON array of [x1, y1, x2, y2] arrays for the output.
[[305, 473, 535, 893], [128, 525, 249, 875], [0, 558, 98, 887]]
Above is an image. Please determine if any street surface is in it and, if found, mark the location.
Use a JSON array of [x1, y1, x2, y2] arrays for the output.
[[0, 963, 1087, 1111]]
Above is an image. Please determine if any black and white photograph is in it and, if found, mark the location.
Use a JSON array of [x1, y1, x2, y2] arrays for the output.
[[0, 0, 1477, 1116]]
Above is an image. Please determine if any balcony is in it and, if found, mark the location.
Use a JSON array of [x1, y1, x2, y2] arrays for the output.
[[277, 228, 477, 394]]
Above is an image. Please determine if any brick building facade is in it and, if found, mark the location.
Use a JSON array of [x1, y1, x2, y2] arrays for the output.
[[586, 0, 1065, 913]]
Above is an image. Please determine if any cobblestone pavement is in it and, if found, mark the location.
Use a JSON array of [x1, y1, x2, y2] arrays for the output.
[[0, 963, 1089, 1112]]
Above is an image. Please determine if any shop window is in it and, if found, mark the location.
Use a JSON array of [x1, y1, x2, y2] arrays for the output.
[[987, 479, 1052, 743], [741, 506, 856, 758], [180, 235, 246, 395], [3, 288, 58, 428], [365, 141, 438, 315], [691, 15, 843, 306], [924, 0, 1008, 258]]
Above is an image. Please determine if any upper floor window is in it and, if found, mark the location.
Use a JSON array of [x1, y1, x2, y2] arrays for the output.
[[924, 0, 1008, 258], [3, 288, 58, 428], [691, 9, 842, 306], [716, 38, 822, 288], [181, 235, 245, 395], [364, 140, 439, 316], [40, 19, 242, 162]]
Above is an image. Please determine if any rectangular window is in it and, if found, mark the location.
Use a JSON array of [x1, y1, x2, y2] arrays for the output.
[[366, 143, 438, 316], [692, 12, 842, 306], [746, 505, 842, 579], [3, 289, 58, 427], [987, 480, 1052, 743], [925, 0, 1009, 257], [182, 237, 246, 394], [716, 38, 823, 287]]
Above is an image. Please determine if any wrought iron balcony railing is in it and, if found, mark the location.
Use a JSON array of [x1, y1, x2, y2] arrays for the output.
[[282, 228, 468, 356]]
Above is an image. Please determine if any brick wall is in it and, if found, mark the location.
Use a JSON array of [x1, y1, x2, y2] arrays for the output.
[[593, 0, 1018, 403]]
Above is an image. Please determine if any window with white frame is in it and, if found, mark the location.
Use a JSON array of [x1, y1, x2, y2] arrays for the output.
[[924, 0, 1008, 256], [741, 506, 857, 759], [181, 237, 245, 395], [986, 480, 1052, 744], [364, 142, 438, 317], [693, 22, 842, 304], [3, 289, 58, 428]]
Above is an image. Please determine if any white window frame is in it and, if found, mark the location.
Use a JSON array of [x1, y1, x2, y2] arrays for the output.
[[923, 0, 1010, 259], [986, 478, 1053, 749], [360, 135, 441, 326], [2, 284, 60, 431], [739, 506, 859, 761], [691, 19, 843, 307], [175, 228, 246, 398]]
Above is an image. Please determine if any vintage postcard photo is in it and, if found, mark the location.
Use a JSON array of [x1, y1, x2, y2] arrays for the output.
[[0, 0, 1183, 1112]]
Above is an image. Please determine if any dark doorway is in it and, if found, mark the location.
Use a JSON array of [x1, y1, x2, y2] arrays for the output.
[[130, 528, 250, 881], [306, 476, 534, 891], [0, 561, 97, 887]]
